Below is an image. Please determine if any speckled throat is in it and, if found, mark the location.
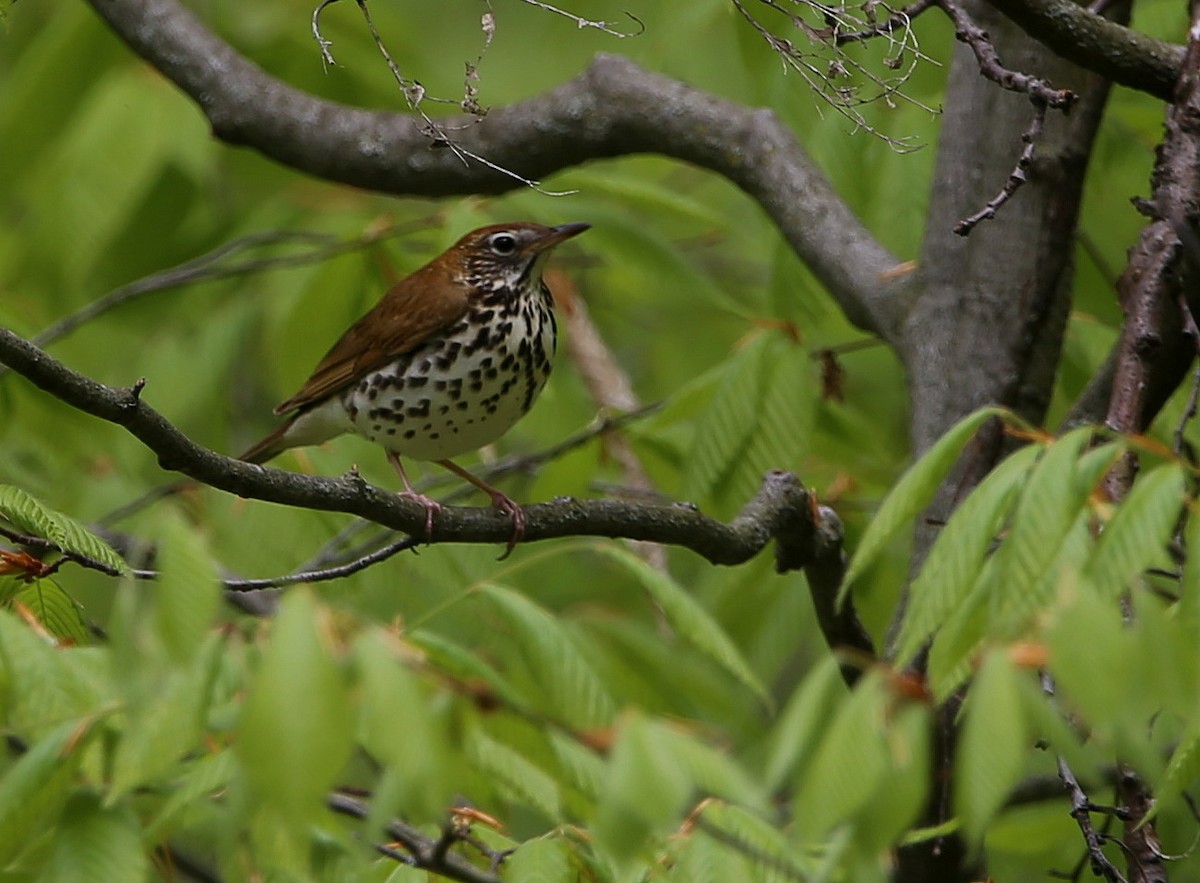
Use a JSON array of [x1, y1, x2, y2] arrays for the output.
[[340, 280, 557, 461]]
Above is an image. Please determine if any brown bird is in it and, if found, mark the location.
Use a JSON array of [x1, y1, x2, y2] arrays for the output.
[[241, 221, 590, 554]]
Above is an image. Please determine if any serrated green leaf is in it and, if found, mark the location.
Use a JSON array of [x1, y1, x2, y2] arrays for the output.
[[108, 633, 223, 799], [763, 654, 846, 790], [9, 578, 90, 645], [694, 801, 814, 882], [926, 561, 991, 700], [0, 610, 105, 737], [725, 339, 816, 506], [0, 484, 128, 575], [957, 650, 1027, 844], [894, 443, 1040, 665], [1159, 725, 1200, 801], [549, 730, 607, 801], [353, 629, 452, 821], [842, 407, 1004, 597], [408, 628, 525, 709], [658, 725, 765, 809], [853, 701, 931, 853], [593, 713, 693, 860], [505, 835, 575, 883], [594, 546, 769, 707], [988, 430, 1101, 631], [685, 334, 774, 503], [146, 749, 236, 839], [237, 589, 354, 826], [40, 790, 147, 883], [1082, 462, 1184, 599], [0, 719, 95, 865], [479, 583, 616, 730], [467, 723, 562, 820], [793, 670, 889, 839], [0, 484, 64, 545], [155, 511, 222, 663]]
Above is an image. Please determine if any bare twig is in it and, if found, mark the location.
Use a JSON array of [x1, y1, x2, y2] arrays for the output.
[[954, 100, 1047, 235], [513, 1, 643, 37], [835, 0, 938, 43], [311, 0, 581, 196], [730, 0, 937, 150], [937, 0, 1075, 109]]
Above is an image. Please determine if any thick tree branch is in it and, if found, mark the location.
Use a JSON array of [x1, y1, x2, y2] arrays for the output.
[[985, 0, 1184, 100], [0, 327, 831, 572], [81, 0, 905, 340]]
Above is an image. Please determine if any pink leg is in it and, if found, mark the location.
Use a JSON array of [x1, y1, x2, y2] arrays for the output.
[[387, 451, 441, 541], [437, 459, 525, 559]]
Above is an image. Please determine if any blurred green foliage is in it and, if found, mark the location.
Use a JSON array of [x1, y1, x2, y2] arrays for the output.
[[0, 0, 1195, 880]]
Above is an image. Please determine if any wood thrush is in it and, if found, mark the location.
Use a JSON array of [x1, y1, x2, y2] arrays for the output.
[[240, 221, 590, 554]]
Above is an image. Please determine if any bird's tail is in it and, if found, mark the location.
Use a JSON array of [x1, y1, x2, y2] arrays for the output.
[[237, 418, 294, 465]]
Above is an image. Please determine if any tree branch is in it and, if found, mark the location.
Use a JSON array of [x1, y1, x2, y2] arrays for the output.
[[81, 0, 905, 340], [985, 0, 1184, 101], [0, 327, 831, 572]]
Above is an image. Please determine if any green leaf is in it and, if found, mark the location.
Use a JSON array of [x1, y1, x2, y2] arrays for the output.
[[466, 722, 562, 821], [793, 670, 889, 840], [684, 334, 774, 503], [1082, 462, 1184, 599], [894, 443, 1040, 665], [594, 546, 770, 706], [842, 407, 1004, 597], [0, 719, 95, 865], [479, 583, 616, 730], [155, 511, 222, 664], [762, 653, 846, 790], [956, 650, 1026, 844], [237, 589, 354, 826], [146, 749, 237, 839], [593, 713, 693, 860], [505, 835, 575, 883], [694, 800, 814, 882], [8, 578, 90, 645], [108, 633, 223, 799], [353, 629, 452, 821], [851, 701, 932, 853], [40, 790, 148, 883], [987, 430, 1106, 632], [0, 484, 128, 576]]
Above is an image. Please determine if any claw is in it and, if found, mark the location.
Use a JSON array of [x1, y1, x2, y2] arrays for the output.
[[489, 492, 526, 560]]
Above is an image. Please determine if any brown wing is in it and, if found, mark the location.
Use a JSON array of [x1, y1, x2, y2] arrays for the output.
[[273, 259, 470, 415]]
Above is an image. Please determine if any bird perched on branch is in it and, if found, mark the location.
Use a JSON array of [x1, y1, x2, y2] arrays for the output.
[[241, 220, 590, 555]]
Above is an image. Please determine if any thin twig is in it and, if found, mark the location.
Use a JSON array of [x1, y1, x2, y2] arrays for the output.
[[954, 99, 1047, 235], [512, 0, 644, 37]]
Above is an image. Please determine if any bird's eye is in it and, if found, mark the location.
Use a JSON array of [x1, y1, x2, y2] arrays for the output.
[[489, 233, 518, 255]]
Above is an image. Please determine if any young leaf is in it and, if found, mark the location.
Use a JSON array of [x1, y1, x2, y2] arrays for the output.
[[956, 650, 1027, 844], [0, 719, 96, 865], [1082, 462, 1184, 600], [39, 790, 147, 883], [842, 407, 1004, 598], [237, 589, 354, 826], [155, 511, 222, 664], [0, 484, 129, 576], [505, 835, 575, 883], [894, 442, 1041, 665], [987, 430, 1103, 631], [466, 722, 563, 821], [793, 670, 889, 840], [479, 583, 616, 730], [595, 546, 770, 707], [9, 577, 90, 645], [762, 653, 846, 790]]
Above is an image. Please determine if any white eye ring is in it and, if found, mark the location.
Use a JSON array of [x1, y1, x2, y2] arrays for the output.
[[489, 233, 518, 255]]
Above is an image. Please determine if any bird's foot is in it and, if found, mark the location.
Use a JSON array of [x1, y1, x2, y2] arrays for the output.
[[488, 491, 525, 561], [399, 490, 442, 541]]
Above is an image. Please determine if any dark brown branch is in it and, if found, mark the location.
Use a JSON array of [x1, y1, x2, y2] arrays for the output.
[[938, 0, 1074, 109], [80, 0, 905, 340], [0, 327, 830, 572], [985, 0, 1184, 101], [954, 99, 1048, 235], [326, 793, 501, 883]]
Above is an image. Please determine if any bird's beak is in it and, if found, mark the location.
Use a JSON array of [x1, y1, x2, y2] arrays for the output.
[[535, 222, 591, 251]]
